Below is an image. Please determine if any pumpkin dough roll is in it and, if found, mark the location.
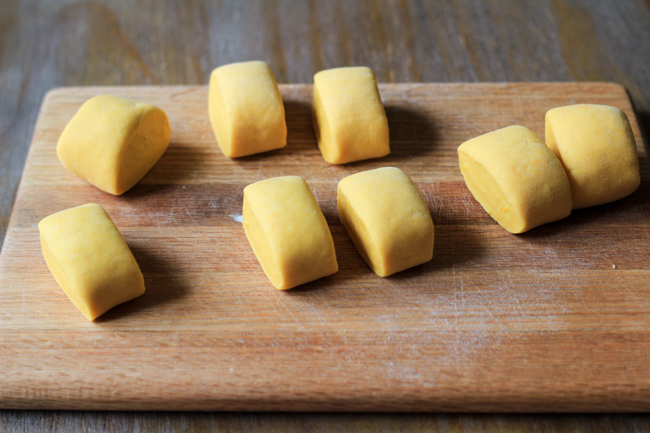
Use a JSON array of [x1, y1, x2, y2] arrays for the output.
[[243, 176, 338, 290], [209, 60, 287, 157], [39, 203, 145, 321], [458, 125, 572, 234], [337, 167, 434, 277], [57, 95, 171, 195], [312, 66, 390, 164], [545, 104, 640, 209]]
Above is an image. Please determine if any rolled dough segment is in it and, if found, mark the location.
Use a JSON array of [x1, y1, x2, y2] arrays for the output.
[[545, 104, 640, 209], [458, 125, 572, 234], [57, 95, 171, 195], [243, 176, 338, 290], [337, 167, 434, 277], [38, 203, 145, 321], [209, 61, 287, 157], [312, 67, 390, 164]]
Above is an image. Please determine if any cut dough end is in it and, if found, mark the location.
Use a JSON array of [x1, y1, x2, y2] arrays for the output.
[[458, 151, 525, 234], [118, 106, 171, 194], [242, 196, 283, 288]]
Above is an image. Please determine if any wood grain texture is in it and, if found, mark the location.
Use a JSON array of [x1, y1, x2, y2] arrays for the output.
[[1, 82, 649, 413], [2, 0, 650, 431]]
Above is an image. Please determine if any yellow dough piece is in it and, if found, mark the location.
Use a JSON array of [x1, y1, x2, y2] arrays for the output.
[[312, 67, 390, 164], [458, 125, 572, 234], [57, 95, 171, 195], [337, 167, 434, 277], [545, 104, 640, 209], [39, 203, 145, 321], [209, 61, 287, 157], [243, 176, 338, 290]]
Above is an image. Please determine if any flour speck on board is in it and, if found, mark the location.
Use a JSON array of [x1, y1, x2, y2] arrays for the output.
[[230, 214, 243, 223]]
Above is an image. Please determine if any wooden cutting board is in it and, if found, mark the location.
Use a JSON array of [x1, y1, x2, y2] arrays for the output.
[[1, 83, 649, 411]]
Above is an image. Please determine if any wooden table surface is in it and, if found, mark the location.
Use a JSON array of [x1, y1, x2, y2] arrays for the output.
[[1, 0, 650, 431]]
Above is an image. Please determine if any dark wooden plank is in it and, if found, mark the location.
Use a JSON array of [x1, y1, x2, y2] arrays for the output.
[[2, 411, 650, 433]]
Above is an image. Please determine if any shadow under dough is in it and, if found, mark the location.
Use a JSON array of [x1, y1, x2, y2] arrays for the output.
[[384, 104, 440, 160], [94, 243, 191, 323]]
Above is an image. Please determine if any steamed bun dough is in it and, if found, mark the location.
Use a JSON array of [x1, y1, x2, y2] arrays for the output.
[[312, 67, 390, 164], [243, 176, 338, 290], [209, 61, 287, 157], [337, 167, 434, 277], [545, 104, 640, 209], [57, 95, 171, 195], [458, 125, 572, 234], [39, 203, 145, 321]]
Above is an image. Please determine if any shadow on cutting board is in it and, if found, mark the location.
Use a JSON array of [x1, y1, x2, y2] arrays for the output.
[[94, 243, 191, 323], [283, 99, 315, 147], [390, 221, 485, 282], [383, 104, 440, 161], [285, 222, 376, 295], [142, 142, 215, 185], [519, 179, 650, 241], [288, 208, 486, 295]]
